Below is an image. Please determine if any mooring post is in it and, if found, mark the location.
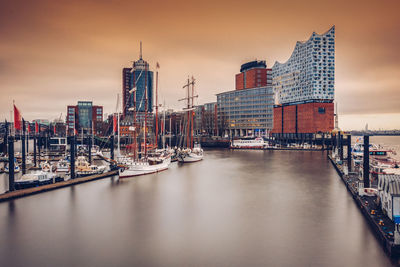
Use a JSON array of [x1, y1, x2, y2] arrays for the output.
[[347, 135, 352, 173], [363, 135, 370, 188], [70, 136, 75, 179], [88, 135, 92, 164], [8, 136, 15, 192], [21, 119, 26, 174], [4, 121, 8, 154], [33, 134, 37, 167], [26, 126, 29, 154], [110, 135, 114, 160], [38, 134, 41, 162], [339, 133, 344, 161]]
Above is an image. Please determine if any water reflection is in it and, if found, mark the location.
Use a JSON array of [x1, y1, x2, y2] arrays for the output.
[[0, 144, 398, 266]]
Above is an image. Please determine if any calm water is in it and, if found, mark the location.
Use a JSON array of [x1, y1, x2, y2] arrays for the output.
[[0, 137, 399, 266]]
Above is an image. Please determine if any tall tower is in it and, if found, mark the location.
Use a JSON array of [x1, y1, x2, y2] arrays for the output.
[[122, 42, 154, 117]]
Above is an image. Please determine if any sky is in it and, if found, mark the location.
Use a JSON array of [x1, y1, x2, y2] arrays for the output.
[[0, 0, 399, 130]]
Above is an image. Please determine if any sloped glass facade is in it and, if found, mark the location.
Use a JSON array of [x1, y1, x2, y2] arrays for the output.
[[272, 26, 335, 104]]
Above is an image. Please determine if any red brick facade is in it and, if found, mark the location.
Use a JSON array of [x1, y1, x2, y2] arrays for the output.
[[235, 73, 244, 90], [271, 102, 334, 134], [235, 68, 272, 90]]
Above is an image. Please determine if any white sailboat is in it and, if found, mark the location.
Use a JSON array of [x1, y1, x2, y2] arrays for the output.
[[177, 76, 204, 163]]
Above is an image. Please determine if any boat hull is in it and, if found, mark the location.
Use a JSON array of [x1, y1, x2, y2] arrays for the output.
[[177, 153, 203, 163], [119, 158, 171, 178]]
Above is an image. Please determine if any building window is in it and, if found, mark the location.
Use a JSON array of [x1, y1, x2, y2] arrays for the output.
[[318, 107, 325, 114]]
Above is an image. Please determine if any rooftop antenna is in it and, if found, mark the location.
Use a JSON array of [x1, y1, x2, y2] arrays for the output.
[[140, 41, 142, 59]]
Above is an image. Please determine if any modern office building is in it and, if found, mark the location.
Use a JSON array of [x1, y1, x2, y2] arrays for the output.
[[217, 86, 274, 137], [271, 26, 335, 135], [122, 43, 154, 118], [235, 60, 272, 90], [66, 101, 103, 135]]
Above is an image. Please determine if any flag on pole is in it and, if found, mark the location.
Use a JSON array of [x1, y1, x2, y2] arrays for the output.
[[53, 124, 56, 134], [27, 121, 31, 134], [113, 114, 117, 134], [35, 121, 39, 134], [13, 104, 22, 130]]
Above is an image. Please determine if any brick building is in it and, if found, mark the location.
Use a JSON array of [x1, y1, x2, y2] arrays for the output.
[[235, 60, 272, 90], [66, 101, 103, 135], [271, 102, 334, 134], [271, 26, 335, 135]]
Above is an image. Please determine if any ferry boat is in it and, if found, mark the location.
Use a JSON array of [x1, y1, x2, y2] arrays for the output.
[[230, 137, 266, 149]]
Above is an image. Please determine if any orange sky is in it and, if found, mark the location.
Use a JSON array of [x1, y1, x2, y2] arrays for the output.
[[1, 0, 399, 130]]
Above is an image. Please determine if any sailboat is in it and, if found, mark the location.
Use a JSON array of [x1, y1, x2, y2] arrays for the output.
[[118, 45, 171, 178], [176, 76, 204, 163]]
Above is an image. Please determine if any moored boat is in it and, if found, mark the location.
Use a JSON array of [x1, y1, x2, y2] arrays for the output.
[[230, 137, 266, 149]]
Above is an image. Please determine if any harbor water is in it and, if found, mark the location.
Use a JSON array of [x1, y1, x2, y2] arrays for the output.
[[0, 136, 399, 266]]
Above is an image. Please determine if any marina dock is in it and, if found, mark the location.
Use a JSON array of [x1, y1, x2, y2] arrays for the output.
[[328, 154, 400, 257], [0, 170, 118, 202]]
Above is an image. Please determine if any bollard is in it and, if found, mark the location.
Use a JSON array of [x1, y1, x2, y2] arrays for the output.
[[8, 136, 15, 192], [363, 135, 370, 188], [21, 119, 26, 174]]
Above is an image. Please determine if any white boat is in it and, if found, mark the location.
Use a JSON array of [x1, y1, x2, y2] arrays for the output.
[[230, 137, 266, 149], [177, 144, 204, 163], [15, 171, 57, 189], [119, 155, 171, 178], [75, 156, 106, 177], [40, 161, 53, 172], [4, 159, 20, 173], [176, 77, 204, 163], [56, 158, 70, 173], [91, 145, 103, 157]]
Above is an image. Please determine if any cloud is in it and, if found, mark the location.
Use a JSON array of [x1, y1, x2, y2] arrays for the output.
[[0, 0, 399, 130]]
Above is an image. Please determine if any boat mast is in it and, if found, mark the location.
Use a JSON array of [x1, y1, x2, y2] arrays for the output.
[[155, 63, 159, 149], [191, 77, 195, 149], [186, 78, 190, 149], [144, 63, 148, 157], [169, 115, 172, 148], [133, 71, 137, 160], [163, 101, 166, 149]]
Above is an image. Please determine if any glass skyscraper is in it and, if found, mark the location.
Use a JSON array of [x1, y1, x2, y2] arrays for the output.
[[122, 44, 154, 117]]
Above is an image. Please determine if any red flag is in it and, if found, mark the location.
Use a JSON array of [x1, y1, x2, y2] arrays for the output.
[[35, 121, 39, 134], [14, 105, 21, 130], [53, 125, 56, 134], [113, 114, 117, 133]]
